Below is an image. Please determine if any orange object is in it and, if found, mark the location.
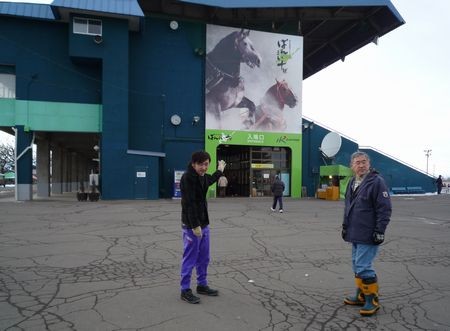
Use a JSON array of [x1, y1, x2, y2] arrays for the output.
[[326, 186, 339, 200], [317, 189, 327, 199]]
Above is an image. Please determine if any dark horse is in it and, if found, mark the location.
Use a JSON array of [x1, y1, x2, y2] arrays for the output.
[[252, 79, 298, 131], [205, 29, 262, 127]]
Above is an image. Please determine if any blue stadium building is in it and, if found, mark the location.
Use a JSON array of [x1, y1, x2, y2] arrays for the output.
[[0, 0, 434, 201]]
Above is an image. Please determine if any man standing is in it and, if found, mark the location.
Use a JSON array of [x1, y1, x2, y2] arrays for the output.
[[436, 175, 443, 194], [217, 174, 228, 197], [270, 175, 285, 213], [179, 151, 226, 304], [342, 151, 392, 316]]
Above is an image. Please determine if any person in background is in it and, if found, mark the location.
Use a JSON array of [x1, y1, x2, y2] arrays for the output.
[[270, 175, 285, 213], [179, 151, 226, 304], [217, 174, 228, 197], [342, 151, 392, 316], [436, 175, 443, 194]]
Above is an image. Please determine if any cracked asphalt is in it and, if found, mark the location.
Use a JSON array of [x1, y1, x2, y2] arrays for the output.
[[1, 193, 449, 331]]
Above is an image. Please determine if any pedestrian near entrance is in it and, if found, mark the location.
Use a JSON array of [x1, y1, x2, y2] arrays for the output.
[[217, 174, 228, 197], [342, 151, 392, 316], [179, 151, 226, 304], [271, 175, 285, 213], [436, 175, 443, 194]]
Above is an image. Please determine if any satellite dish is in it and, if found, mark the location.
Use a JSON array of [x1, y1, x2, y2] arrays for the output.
[[320, 132, 342, 158]]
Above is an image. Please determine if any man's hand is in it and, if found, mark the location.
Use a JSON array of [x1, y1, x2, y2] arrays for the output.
[[341, 225, 347, 240], [193, 226, 202, 237], [373, 232, 385, 245], [217, 160, 226, 172]]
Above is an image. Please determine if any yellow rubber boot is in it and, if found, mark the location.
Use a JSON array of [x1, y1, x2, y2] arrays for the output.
[[360, 278, 380, 316], [344, 276, 365, 306]]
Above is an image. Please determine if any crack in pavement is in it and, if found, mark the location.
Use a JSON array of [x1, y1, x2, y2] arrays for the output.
[[1, 195, 450, 330]]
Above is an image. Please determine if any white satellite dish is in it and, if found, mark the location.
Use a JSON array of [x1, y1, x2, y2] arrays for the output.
[[320, 132, 342, 158]]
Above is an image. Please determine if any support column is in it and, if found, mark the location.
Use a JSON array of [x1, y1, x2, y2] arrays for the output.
[[71, 152, 78, 191], [36, 138, 50, 197], [15, 126, 33, 201], [63, 150, 70, 192], [77, 155, 88, 192], [52, 146, 63, 194]]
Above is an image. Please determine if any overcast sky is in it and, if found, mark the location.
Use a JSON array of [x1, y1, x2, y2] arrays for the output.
[[1, 0, 449, 177]]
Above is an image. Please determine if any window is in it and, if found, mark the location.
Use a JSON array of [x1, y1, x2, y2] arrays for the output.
[[73, 17, 102, 36], [0, 66, 16, 98]]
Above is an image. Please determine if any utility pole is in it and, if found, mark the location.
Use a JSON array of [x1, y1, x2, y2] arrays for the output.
[[424, 149, 432, 174]]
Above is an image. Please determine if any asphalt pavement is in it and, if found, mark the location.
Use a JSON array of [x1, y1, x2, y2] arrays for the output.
[[1, 192, 449, 330]]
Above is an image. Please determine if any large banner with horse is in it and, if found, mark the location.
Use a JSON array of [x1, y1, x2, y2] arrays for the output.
[[205, 25, 303, 134]]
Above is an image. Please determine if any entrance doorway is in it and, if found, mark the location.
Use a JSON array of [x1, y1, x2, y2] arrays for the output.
[[216, 145, 291, 197]]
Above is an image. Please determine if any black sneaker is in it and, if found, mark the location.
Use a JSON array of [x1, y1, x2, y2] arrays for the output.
[[181, 289, 200, 304], [196, 285, 219, 296]]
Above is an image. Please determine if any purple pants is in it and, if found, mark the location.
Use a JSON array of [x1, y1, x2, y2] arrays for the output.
[[180, 226, 210, 291]]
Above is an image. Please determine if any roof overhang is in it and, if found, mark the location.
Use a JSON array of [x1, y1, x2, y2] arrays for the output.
[[51, 0, 144, 31], [0, 2, 55, 21], [139, 0, 405, 79]]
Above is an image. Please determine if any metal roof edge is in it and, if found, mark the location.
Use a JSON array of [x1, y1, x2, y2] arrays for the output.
[[0, 2, 56, 21], [178, 0, 404, 23], [51, 0, 144, 18]]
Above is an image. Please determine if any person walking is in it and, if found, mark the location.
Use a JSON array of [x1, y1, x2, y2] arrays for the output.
[[217, 174, 228, 197], [342, 151, 392, 316], [270, 175, 285, 213], [179, 151, 226, 304], [436, 175, 443, 194]]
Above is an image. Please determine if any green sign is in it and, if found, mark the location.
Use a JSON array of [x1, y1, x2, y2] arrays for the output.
[[205, 129, 302, 198]]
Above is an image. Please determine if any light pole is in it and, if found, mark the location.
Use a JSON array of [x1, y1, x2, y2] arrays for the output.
[[424, 149, 432, 174]]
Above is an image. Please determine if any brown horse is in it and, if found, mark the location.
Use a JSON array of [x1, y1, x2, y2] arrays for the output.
[[252, 80, 298, 131], [205, 29, 262, 127]]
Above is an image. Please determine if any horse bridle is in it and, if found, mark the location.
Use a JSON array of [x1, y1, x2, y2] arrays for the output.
[[205, 56, 240, 93]]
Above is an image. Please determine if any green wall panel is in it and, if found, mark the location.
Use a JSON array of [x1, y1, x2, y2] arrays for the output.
[[0, 98, 15, 126], [0, 98, 102, 132]]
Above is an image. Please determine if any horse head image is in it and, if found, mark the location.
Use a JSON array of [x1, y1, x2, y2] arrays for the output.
[[205, 29, 263, 128], [235, 29, 262, 69], [273, 79, 298, 109], [252, 80, 299, 131]]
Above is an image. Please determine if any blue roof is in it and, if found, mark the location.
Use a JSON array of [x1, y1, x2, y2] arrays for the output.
[[51, 0, 144, 17], [0, 2, 55, 20], [179, 0, 403, 21]]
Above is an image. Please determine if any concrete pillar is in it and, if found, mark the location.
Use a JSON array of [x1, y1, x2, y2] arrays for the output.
[[71, 152, 78, 191], [36, 138, 50, 197], [15, 126, 33, 201], [52, 146, 63, 194], [77, 155, 88, 192], [63, 150, 70, 192]]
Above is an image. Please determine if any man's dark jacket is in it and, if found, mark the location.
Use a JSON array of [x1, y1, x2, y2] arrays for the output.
[[180, 164, 222, 229], [343, 171, 392, 244], [271, 178, 285, 197]]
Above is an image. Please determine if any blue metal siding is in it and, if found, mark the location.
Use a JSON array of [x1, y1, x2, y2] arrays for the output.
[[51, 0, 144, 17], [301, 121, 359, 197], [361, 148, 436, 193], [128, 17, 205, 198], [0, 2, 55, 20], [0, 16, 101, 104], [301, 119, 436, 196]]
